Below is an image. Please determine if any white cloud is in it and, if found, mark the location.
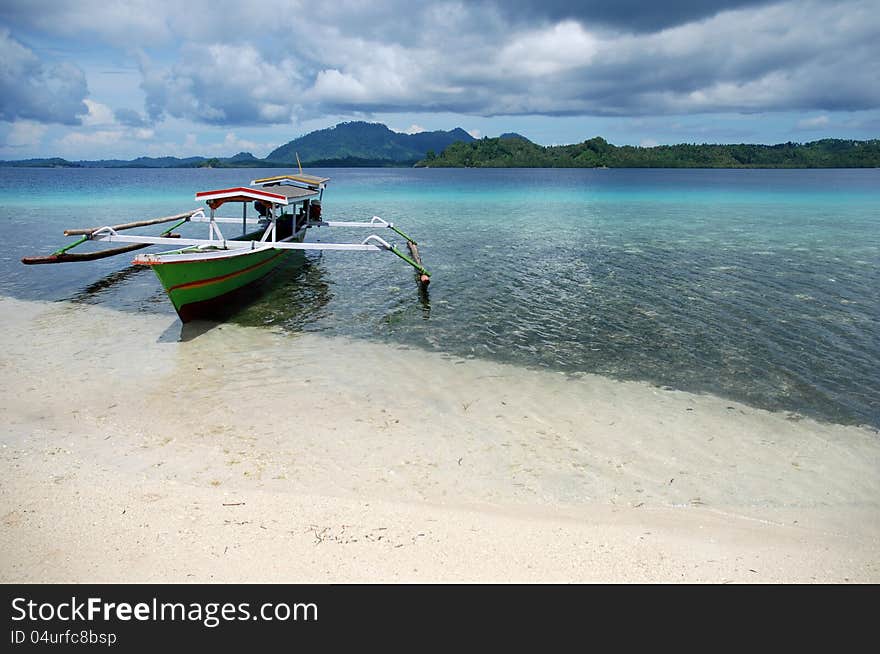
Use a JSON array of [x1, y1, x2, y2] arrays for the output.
[[311, 69, 369, 104], [80, 99, 115, 127], [56, 129, 125, 149], [796, 115, 830, 129], [467, 128, 482, 139], [5, 120, 48, 147], [54, 124, 158, 158], [498, 21, 598, 77], [391, 124, 427, 134], [136, 130, 276, 158], [640, 138, 659, 147], [223, 132, 261, 153]]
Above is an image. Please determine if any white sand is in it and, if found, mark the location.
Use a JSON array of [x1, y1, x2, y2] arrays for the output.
[[1, 296, 878, 582]]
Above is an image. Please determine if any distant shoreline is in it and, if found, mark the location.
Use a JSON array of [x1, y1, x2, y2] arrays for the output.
[[2, 163, 879, 170], [415, 136, 880, 168], [3, 136, 878, 169], [0, 158, 420, 170]]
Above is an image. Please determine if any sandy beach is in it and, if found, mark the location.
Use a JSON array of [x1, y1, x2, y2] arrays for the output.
[[1, 295, 878, 582]]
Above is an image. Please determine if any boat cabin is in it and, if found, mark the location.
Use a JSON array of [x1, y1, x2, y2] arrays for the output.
[[194, 180, 323, 241]]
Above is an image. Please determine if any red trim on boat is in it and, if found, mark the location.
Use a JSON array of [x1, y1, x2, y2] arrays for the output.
[[195, 187, 286, 201], [167, 250, 285, 293]]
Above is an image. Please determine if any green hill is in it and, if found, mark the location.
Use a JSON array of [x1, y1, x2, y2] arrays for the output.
[[417, 137, 880, 168], [0, 157, 80, 167], [3, 128, 878, 169], [266, 121, 474, 165]]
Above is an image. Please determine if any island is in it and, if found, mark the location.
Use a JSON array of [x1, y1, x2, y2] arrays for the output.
[[416, 136, 880, 168]]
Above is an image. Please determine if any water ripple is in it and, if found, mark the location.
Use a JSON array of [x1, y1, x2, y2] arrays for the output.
[[3, 167, 879, 427]]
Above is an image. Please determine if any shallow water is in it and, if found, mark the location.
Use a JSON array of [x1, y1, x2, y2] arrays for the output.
[[1, 167, 878, 427]]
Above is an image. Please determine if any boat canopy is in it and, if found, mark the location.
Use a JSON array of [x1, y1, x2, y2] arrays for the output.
[[251, 173, 330, 190], [195, 185, 318, 210]]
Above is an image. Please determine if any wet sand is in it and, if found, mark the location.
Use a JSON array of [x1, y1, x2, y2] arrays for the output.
[[1, 296, 878, 582]]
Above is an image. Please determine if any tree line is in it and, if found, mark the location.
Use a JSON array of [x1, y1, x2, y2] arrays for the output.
[[416, 136, 880, 168]]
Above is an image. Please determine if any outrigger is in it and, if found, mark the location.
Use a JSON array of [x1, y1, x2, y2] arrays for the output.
[[22, 173, 431, 322]]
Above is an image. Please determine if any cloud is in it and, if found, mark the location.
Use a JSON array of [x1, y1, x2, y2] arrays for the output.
[[80, 99, 115, 126], [303, 36, 460, 115], [482, 0, 778, 33], [114, 108, 149, 127], [53, 123, 157, 158], [297, 0, 880, 119], [493, 0, 880, 117], [4, 120, 48, 147], [0, 0, 173, 47], [2, 0, 879, 129], [392, 124, 427, 134], [222, 131, 262, 153], [795, 115, 830, 129], [497, 21, 598, 77], [135, 131, 277, 158], [139, 43, 302, 125], [0, 28, 88, 124], [57, 129, 127, 149]]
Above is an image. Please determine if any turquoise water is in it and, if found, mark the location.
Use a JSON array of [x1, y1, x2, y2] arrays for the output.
[[1, 167, 878, 428]]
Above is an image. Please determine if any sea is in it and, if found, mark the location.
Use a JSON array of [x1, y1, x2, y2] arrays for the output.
[[0, 167, 877, 428]]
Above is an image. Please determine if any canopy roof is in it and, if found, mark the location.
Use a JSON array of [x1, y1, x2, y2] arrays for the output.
[[195, 185, 318, 209], [251, 173, 330, 189]]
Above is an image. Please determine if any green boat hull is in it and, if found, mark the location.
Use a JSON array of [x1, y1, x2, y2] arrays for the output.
[[142, 222, 302, 322]]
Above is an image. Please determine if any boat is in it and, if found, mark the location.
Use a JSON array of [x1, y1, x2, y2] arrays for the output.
[[22, 172, 431, 322]]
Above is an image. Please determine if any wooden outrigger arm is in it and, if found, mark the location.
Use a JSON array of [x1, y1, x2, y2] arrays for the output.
[[315, 216, 430, 285], [62, 210, 201, 236], [21, 210, 200, 265], [21, 210, 431, 285]]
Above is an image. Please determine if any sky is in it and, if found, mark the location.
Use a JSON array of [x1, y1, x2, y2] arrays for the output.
[[1, 0, 878, 160]]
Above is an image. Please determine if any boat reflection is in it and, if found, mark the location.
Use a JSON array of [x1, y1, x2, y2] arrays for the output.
[[73, 265, 146, 299], [177, 253, 333, 341], [65, 266, 165, 313], [417, 281, 431, 318]]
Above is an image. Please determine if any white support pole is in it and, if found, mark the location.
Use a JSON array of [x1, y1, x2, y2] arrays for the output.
[[95, 232, 387, 252], [259, 207, 277, 243], [189, 215, 262, 225]]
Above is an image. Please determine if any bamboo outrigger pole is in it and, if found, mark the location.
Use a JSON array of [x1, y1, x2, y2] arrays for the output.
[[381, 223, 430, 286], [62, 210, 200, 236], [21, 210, 198, 265], [405, 241, 430, 286]]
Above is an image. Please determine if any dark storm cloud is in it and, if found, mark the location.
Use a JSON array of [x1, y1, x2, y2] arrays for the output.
[[483, 0, 780, 32], [2, 0, 878, 127], [291, 0, 880, 120]]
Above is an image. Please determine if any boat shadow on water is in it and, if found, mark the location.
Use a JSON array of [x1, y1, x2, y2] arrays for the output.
[[68, 264, 157, 306], [63, 251, 428, 343], [159, 253, 334, 342]]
